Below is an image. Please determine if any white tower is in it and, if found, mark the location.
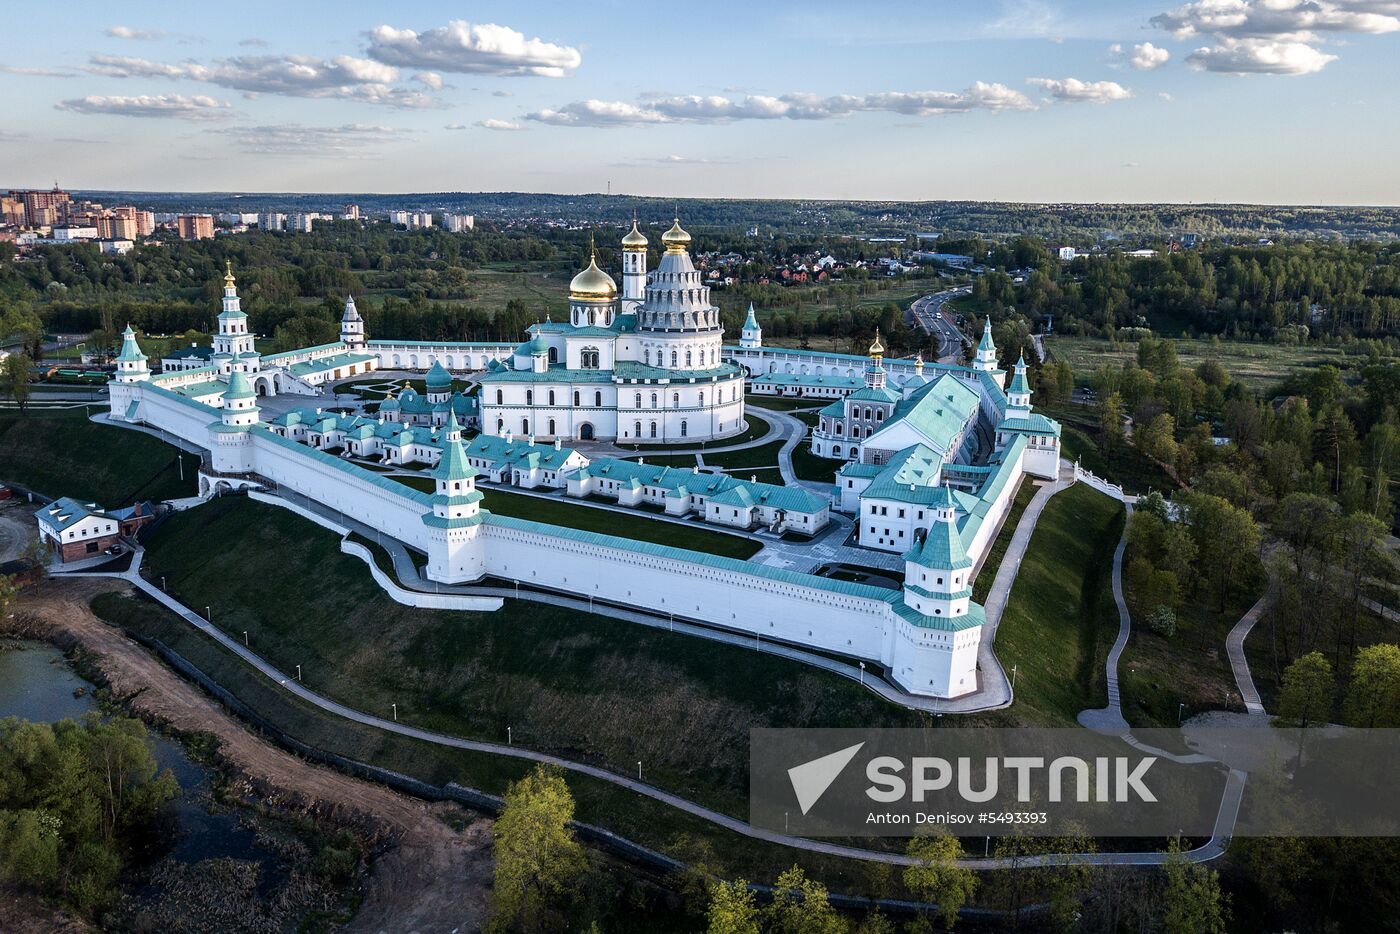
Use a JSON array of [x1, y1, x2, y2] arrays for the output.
[[973, 317, 998, 373], [113, 324, 149, 383], [220, 370, 261, 430], [739, 303, 762, 349], [213, 261, 257, 376], [340, 295, 365, 349], [902, 487, 973, 620], [568, 237, 618, 328], [1006, 353, 1032, 418], [620, 219, 648, 315]]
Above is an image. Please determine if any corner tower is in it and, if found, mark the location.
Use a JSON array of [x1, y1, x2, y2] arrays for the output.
[[973, 317, 998, 373], [340, 295, 366, 349], [739, 303, 762, 349], [114, 324, 149, 383]]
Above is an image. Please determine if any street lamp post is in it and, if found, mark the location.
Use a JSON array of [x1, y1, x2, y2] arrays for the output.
[[296, 664, 302, 682], [242, 630, 248, 646], [1178, 702, 1186, 725], [160, 576, 166, 591], [205, 606, 212, 623], [507, 726, 512, 745], [637, 761, 642, 781], [859, 661, 865, 685], [392, 703, 398, 722], [1010, 664, 1019, 689]]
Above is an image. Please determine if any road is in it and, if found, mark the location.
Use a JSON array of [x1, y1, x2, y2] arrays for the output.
[[907, 287, 971, 364]]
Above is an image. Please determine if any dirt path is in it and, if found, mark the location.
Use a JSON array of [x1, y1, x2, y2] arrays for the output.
[[8, 577, 493, 934]]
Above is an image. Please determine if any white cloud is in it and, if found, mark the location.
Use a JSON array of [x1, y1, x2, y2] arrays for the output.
[[85, 53, 442, 108], [1126, 41, 1172, 69], [492, 89, 513, 97], [211, 123, 397, 156], [365, 21, 581, 77], [1026, 77, 1134, 102], [527, 83, 1034, 127], [105, 25, 167, 40], [412, 71, 445, 90], [1151, 0, 1400, 41], [55, 94, 231, 120], [1186, 36, 1339, 72], [0, 65, 75, 77], [1149, 0, 1399, 75], [239, 38, 269, 48], [475, 118, 523, 131]]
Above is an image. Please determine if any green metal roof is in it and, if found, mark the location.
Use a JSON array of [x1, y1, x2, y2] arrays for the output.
[[224, 370, 256, 401], [870, 372, 980, 454], [1008, 357, 1030, 395], [978, 318, 995, 352], [906, 517, 973, 571], [425, 360, 453, 389], [431, 438, 479, 483], [115, 326, 146, 362]]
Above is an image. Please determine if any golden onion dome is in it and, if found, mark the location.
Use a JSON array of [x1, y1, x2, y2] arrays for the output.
[[661, 216, 691, 253], [223, 259, 236, 287], [869, 329, 885, 356], [621, 219, 648, 250], [569, 253, 617, 300]]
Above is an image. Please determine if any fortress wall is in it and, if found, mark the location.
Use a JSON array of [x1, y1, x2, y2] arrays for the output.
[[479, 519, 902, 672]]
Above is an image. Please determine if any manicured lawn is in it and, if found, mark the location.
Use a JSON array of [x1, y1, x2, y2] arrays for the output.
[[971, 476, 1035, 603], [137, 496, 928, 821], [790, 443, 840, 485], [389, 477, 761, 559], [992, 483, 1125, 725], [744, 395, 825, 412], [0, 407, 198, 503], [703, 439, 785, 470]]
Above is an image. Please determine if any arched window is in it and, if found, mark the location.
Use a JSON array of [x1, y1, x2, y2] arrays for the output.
[[671, 350, 678, 367], [548, 347, 558, 364], [495, 389, 503, 404], [496, 418, 504, 433], [525, 390, 533, 405], [573, 390, 580, 406], [698, 390, 704, 406], [548, 390, 555, 406], [672, 392, 680, 407], [521, 418, 530, 434], [875, 409, 884, 421], [650, 421, 657, 438], [594, 391, 602, 406], [644, 348, 651, 365], [634, 421, 642, 438], [864, 407, 872, 420], [650, 393, 658, 409], [681, 420, 688, 437], [634, 393, 642, 408], [833, 445, 842, 457], [686, 349, 693, 367], [548, 418, 556, 435]]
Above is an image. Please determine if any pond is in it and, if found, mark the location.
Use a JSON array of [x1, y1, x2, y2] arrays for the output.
[[0, 639, 277, 881]]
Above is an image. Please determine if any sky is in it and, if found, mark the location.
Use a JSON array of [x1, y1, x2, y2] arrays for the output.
[[2, 0, 1398, 204]]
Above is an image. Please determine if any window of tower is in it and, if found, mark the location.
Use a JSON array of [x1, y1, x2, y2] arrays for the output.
[[649, 421, 657, 438], [594, 391, 602, 406], [573, 390, 580, 406], [495, 389, 503, 404], [525, 390, 533, 405], [681, 421, 688, 437]]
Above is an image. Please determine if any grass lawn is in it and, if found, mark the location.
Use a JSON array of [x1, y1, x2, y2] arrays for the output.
[[136, 496, 930, 823], [1037, 401, 1178, 496], [1044, 335, 1392, 396], [991, 483, 1125, 726], [744, 395, 825, 412], [790, 443, 840, 485], [0, 407, 198, 503], [971, 477, 1035, 604], [703, 440, 785, 470], [389, 478, 761, 559], [732, 467, 785, 486]]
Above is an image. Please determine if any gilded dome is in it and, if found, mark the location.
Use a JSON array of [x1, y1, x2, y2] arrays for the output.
[[569, 253, 617, 300], [869, 329, 885, 356], [661, 216, 691, 253], [621, 219, 648, 250]]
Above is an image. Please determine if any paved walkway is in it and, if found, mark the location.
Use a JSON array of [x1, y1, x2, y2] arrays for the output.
[[1226, 585, 1275, 716]]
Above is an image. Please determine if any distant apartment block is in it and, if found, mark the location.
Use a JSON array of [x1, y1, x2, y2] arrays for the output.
[[443, 213, 474, 233], [343, 203, 360, 220], [176, 214, 215, 240], [288, 212, 317, 233], [258, 212, 286, 232]]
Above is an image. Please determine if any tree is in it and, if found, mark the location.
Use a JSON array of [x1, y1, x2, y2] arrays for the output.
[[764, 864, 845, 934], [1099, 391, 1125, 456], [490, 764, 587, 932], [2, 353, 33, 414], [904, 831, 977, 930], [1277, 651, 1334, 728], [706, 878, 761, 934], [1345, 644, 1400, 727], [1163, 838, 1228, 934]]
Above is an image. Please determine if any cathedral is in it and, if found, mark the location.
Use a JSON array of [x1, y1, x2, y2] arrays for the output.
[[476, 218, 747, 443]]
